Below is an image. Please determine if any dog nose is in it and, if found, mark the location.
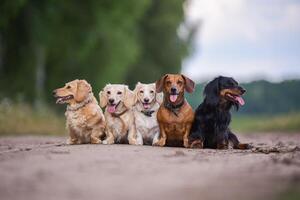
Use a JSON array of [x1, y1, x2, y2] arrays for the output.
[[144, 98, 149, 103], [108, 99, 115, 104], [239, 87, 246, 94], [171, 87, 177, 93], [52, 90, 56, 96]]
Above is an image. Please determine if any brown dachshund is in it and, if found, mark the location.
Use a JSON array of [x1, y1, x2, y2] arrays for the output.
[[154, 74, 195, 147]]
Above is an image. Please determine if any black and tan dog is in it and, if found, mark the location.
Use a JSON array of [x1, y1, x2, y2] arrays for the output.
[[154, 74, 195, 147], [189, 76, 250, 149]]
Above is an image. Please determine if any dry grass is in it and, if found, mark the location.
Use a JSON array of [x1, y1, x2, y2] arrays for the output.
[[1, 99, 300, 136], [0, 100, 65, 136]]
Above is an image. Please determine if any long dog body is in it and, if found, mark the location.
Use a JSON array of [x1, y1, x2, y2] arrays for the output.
[[154, 74, 195, 147]]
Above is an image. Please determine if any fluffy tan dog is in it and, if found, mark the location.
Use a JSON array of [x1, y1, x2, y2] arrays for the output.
[[53, 79, 105, 144], [133, 82, 163, 145], [99, 84, 140, 145]]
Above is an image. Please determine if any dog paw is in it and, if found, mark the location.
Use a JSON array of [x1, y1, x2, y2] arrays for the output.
[[190, 140, 203, 149], [102, 140, 108, 145], [153, 139, 166, 147], [217, 143, 229, 150], [91, 138, 101, 144], [67, 139, 78, 145]]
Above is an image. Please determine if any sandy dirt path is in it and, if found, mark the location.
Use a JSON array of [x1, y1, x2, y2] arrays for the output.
[[0, 134, 300, 200]]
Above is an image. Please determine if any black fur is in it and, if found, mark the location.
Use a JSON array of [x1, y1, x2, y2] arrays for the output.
[[190, 76, 249, 149]]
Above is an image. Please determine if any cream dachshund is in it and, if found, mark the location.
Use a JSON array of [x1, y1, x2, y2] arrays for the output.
[[133, 82, 163, 145], [99, 84, 141, 145], [53, 79, 105, 144]]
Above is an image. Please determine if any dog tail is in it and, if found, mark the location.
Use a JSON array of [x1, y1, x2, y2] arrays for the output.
[[228, 131, 251, 149]]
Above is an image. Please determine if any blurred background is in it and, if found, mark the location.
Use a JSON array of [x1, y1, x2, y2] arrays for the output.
[[0, 0, 299, 136]]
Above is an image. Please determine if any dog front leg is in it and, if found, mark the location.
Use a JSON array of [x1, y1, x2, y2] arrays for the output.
[[90, 126, 104, 144], [183, 123, 192, 148], [216, 130, 229, 149], [67, 127, 79, 145], [128, 124, 139, 145], [102, 128, 115, 145], [153, 123, 166, 147]]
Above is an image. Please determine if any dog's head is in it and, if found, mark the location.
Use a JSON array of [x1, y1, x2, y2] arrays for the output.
[[133, 82, 163, 110], [156, 74, 195, 104], [99, 84, 135, 113], [53, 79, 92, 104], [204, 76, 246, 109]]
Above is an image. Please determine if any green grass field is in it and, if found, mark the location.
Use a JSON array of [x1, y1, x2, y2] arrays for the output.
[[0, 102, 300, 136], [232, 113, 300, 133]]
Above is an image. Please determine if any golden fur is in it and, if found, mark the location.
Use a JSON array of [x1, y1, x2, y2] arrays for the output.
[[53, 79, 105, 144]]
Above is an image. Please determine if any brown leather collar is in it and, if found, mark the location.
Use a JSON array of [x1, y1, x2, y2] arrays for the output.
[[111, 108, 128, 118]]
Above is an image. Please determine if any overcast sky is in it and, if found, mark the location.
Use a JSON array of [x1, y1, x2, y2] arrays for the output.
[[181, 0, 300, 83]]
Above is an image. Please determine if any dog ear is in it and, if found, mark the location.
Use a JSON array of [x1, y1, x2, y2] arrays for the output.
[[155, 92, 164, 104], [124, 86, 135, 108], [133, 82, 142, 105], [182, 74, 195, 93], [204, 77, 220, 106], [156, 74, 168, 93], [99, 85, 108, 108], [74, 80, 91, 102]]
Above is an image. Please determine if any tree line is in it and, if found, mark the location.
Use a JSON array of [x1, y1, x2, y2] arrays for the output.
[[186, 80, 300, 115], [0, 0, 190, 106]]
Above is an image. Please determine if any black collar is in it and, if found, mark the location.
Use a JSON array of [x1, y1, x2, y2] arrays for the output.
[[141, 110, 155, 117], [164, 99, 185, 117]]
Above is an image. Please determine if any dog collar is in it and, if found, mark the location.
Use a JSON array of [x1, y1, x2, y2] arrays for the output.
[[111, 108, 128, 118], [164, 99, 185, 117], [141, 110, 155, 117], [67, 93, 93, 112]]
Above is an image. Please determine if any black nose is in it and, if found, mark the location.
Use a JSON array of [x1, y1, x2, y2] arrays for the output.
[[52, 90, 56, 96], [240, 87, 246, 94], [171, 87, 177, 94], [144, 98, 149, 103], [108, 99, 115, 104]]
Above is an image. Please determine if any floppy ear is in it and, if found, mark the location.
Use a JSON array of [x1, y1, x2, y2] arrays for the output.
[[133, 82, 141, 104], [182, 74, 195, 93], [155, 92, 163, 104], [204, 77, 220, 106], [124, 86, 135, 108], [74, 80, 91, 102], [156, 74, 168, 93], [99, 86, 108, 108]]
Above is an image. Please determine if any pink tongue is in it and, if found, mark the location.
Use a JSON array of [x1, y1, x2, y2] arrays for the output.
[[170, 95, 178, 103], [143, 104, 150, 109], [235, 96, 245, 106], [107, 105, 116, 113]]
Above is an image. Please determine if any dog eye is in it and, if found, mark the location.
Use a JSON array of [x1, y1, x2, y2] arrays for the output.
[[117, 91, 122, 95], [177, 81, 183, 85], [66, 85, 71, 89], [107, 91, 111, 95], [140, 90, 144, 94], [150, 90, 154, 94]]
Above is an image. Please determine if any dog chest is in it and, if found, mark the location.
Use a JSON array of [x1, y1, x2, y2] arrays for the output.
[[66, 110, 88, 131]]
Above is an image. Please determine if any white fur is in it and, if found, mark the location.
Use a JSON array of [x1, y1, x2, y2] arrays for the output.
[[133, 82, 162, 145], [99, 84, 140, 145]]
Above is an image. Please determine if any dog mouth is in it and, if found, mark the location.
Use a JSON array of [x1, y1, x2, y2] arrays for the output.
[[169, 93, 179, 103], [55, 95, 73, 104], [107, 102, 120, 113], [226, 93, 245, 106], [142, 102, 151, 110]]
